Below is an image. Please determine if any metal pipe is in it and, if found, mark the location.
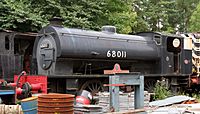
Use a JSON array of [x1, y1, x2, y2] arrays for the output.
[[16, 71, 26, 88]]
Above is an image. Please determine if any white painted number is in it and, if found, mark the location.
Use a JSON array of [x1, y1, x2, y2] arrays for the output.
[[112, 51, 116, 57], [107, 50, 111, 57], [117, 51, 121, 57], [107, 50, 127, 58]]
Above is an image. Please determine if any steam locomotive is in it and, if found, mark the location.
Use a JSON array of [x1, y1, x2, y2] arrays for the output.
[[0, 19, 192, 100]]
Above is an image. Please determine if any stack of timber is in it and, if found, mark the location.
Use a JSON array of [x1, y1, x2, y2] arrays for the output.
[[96, 91, 150, 112], [0, 104, 23, 114], [74, 105, 103, 114]]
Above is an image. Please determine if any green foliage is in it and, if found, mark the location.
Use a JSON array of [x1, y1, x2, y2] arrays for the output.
[[176, 0, 200, 32], [179, 92, 200, 102], [133, 0, 176, 32], [133, 0, 199, 33], [109, 11, 136, 34], [191, 93, 200, 102], [1, 0, 198, 33], [24, 0, 106, 30], [0, 0, 106, 31], [0, 0, 45, 32], [153, 81, 171, 100], [104, 0, 137, 34], [188, 2, 200, 32], [0, 0, 137, 33]]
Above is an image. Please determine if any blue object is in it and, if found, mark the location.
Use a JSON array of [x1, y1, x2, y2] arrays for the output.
[[0, 90, 15, 95], [21, 96, 38, 114], [109, 74, 145, 113]]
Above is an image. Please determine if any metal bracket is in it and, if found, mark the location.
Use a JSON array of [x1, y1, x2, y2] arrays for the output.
[[109, 74, 145, 113]]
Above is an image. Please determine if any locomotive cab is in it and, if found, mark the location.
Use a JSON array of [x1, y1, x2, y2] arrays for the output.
[[0, 30, 36, 81], [136, 32, 192, 75], [162, 35, 182, 74]]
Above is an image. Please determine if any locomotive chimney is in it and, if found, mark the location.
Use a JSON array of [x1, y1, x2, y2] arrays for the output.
[[49, 17, 64, 27], [102, 26, 116, 33]]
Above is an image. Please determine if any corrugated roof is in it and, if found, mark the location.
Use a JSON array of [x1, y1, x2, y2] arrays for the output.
[[149, 95, 195, 107]]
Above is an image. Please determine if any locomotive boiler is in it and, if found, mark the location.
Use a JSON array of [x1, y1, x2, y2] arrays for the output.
[[31, 21, 192, 94]]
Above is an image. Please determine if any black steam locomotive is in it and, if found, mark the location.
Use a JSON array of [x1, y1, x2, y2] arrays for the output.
[[0, 21, 192, 95]]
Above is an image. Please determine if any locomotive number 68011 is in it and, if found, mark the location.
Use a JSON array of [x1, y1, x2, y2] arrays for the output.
[[107, 50, 127, 58]]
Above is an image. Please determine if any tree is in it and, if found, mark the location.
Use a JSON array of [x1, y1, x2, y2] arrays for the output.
[[188, 2, 200, 32], [176, 0, 200, 32], [0, 0, 106, 32], [0, 0, 44, 32], [132, 0, 199, 33], [0, 0, 137, 33], [21, 0, 106, 30], [133, 0, 176, 32], [102, 0, 137, 34]]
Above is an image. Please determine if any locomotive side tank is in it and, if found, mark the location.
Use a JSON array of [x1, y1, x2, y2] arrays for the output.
[[33, 25, 160, 75]]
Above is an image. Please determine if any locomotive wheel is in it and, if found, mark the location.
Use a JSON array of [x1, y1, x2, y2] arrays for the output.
[[144, 79, 157, 93], [80, 80, 104, 96]]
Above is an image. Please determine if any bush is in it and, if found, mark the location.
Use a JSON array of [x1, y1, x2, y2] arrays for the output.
[[153, 80, 172, 100]]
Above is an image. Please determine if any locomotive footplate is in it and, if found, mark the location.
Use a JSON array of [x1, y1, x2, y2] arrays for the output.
[[47, 74, 109, 78]]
